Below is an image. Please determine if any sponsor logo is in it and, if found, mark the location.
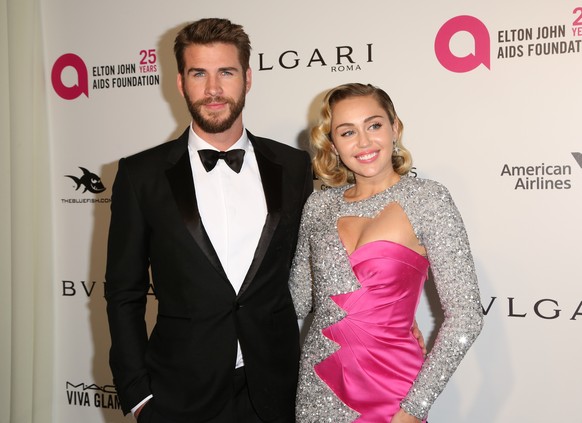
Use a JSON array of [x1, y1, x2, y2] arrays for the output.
[[51, 49, 160, 100], [435, 7, 582, 72], [482, 296, 582, 320], [256, 43, 374, 73], [499, 153, 580, 190], [65, 167, 106, 194], [65, 382, 121, 409], [52, 54, 89, 100], [62, 167, 110, 204], [61, 280, 156, 297]]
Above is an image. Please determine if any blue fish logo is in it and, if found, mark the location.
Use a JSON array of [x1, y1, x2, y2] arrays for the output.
[[65, 167, 106, 194]]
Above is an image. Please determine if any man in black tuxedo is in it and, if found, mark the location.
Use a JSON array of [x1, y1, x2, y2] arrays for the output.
[[105, 18, 313, 423]]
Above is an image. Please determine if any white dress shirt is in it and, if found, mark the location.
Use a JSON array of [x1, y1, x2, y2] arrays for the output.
[[188, 125, 268, 367]]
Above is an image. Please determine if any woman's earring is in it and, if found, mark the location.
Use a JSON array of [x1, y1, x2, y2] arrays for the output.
[[392, 139, 400, 155], [335, 152, 340, 170]]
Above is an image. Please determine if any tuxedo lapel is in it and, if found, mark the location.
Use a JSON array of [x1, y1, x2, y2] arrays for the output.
[[238, 133, 283, 297], [165, 132, 228, 281], [164, 129, 284, 296]]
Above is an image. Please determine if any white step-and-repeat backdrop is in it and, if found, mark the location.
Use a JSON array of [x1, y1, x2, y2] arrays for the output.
[[43, 1, 582, 421]]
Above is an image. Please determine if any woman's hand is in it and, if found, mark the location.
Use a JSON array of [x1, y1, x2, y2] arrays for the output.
[[391, 408, 421, 423], [411, 319, 427, 355]]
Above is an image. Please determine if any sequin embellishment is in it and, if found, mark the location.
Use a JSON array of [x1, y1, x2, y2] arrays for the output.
[[289, 176, 484, 422]]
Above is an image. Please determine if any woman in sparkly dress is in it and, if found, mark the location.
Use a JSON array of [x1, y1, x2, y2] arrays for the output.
[[289, 83, 484, 423]]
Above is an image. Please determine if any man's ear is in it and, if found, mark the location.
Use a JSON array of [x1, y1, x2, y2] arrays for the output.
[[176, 73, 185, 97], [245, 67, 252, 93]]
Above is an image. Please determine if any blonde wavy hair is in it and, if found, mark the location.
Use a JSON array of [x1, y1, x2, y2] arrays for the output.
[[311, 83, 413, 187]]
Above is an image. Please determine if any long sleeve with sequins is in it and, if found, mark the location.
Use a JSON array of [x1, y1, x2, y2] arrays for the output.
[[289, 193, 317, 320], [400, 181, 484, 420]]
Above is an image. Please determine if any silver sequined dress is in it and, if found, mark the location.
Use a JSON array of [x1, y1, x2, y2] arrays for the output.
[[289, 175, 484, 422]]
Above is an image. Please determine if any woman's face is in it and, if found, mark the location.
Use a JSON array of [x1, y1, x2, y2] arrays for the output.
[[330, 95, 399, 183]]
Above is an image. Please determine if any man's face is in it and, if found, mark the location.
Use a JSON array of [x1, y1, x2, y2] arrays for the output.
[[177, 42, 252, 134]]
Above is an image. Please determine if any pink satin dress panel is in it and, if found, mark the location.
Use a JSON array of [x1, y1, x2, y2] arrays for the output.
[[314, 240, 429, 422]]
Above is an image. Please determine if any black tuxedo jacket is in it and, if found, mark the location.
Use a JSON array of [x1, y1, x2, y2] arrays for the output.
[[105, 129, 313, 422]]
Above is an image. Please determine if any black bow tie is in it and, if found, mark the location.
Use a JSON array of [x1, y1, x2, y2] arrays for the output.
[[198, 149, 245, 173]]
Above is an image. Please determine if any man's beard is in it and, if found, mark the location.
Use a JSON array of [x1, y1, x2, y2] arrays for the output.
[[184, 86, 246, 134]]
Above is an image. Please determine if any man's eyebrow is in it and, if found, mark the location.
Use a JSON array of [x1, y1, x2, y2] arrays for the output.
[[186, 66, 240, 74], [218, 66, 240, 74]]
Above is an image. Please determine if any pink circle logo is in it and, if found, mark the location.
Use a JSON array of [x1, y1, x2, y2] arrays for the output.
[[435, 15, 490, 73], [51, 53, 89, 99]]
